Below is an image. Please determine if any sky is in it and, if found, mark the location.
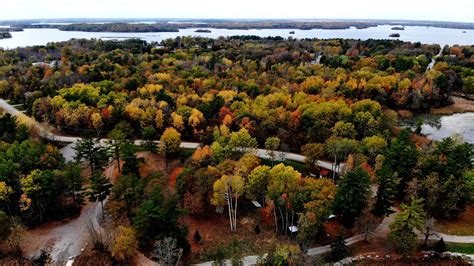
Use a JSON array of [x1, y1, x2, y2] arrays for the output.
[[2, 0, 473, 23]]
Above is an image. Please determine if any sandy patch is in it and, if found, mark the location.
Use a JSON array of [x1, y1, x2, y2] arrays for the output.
[[431, 97, 474, 115]]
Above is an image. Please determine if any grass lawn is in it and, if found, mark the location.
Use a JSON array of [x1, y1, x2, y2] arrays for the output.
[[435, 206, 474, 236], [446, 243, 474, 254]]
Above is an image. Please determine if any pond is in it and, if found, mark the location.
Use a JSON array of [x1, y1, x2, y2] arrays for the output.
[[402, 112, 474, 143]]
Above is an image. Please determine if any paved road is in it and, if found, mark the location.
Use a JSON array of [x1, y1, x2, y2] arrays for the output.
[[426, 48, 443, 72], [427, 232, 474, 244], [0, 98, 342, 173]]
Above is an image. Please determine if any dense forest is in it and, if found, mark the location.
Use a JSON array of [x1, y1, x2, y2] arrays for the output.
[[0, 37, 465, 147], [0, 37, 473, 264]]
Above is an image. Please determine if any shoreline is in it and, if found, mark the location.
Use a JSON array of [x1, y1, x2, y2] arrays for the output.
[[430, 96, 474, 115]]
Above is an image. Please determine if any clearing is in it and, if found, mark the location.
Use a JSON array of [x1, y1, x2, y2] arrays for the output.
[[435, 206, 474, 236], [430, 96, 474, 115]]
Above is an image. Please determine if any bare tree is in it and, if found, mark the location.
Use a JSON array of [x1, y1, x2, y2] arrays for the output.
[[86, 219, 110, 251], [423, 217, 438, 247], [152, 237, 183, 266], [354, 200, 380, 241]]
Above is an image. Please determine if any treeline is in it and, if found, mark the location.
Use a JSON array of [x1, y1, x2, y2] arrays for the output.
[[57, 23, 180, 33]]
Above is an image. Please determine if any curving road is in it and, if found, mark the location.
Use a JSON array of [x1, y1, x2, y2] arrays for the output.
[[0, 98, 342, 173], [426, 231, 474, 244], [426, 47, 443, 72]]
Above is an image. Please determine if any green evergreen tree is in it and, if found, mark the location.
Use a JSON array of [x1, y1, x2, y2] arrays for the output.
[[121, 141, 141, 177], [330, 232, 349, 261], [388, 197, 426, 257], [372, 165, 400, 217], [63, 162, 85, 209], [107, 123, 129, 173], [383, 129, 419, 198], [87, 172, 113, 219], [333, 166, 372, 227], [112, 174, 141, 220], [141, 126, 157, 153], [133, 187, 188, 250], [74, 134, 109, 174]]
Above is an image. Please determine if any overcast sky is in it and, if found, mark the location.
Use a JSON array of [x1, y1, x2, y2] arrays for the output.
[[2, 0, 473, 23]]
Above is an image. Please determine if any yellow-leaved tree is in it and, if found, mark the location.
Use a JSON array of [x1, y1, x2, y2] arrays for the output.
[[112, 226, 138, 262], [160, 127, 181, 155], [212, 175, 245, 232]]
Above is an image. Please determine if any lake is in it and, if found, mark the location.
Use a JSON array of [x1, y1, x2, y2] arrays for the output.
[[0, 25, 473, 49], [403, 112, 474, 144]]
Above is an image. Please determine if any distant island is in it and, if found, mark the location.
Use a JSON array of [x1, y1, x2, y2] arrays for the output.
[[2, 19, 474, 33], [24, 23, 180, 33], [0, 32, 12, 39], [389, 33, 401, 37], [195, 29, 211, 33]]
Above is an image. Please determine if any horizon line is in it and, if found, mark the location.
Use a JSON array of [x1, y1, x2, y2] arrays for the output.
[[0, 17, 473, 24]]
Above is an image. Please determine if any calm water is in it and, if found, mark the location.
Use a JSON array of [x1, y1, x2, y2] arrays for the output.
[[0, 25, 473, 49], [404, 112, 474, 144]]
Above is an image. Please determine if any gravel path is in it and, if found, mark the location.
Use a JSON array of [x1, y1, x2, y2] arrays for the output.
[[21, 201, 102, 263]]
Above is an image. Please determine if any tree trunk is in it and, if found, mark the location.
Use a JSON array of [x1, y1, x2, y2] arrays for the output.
[[278, 206, 285, 234], [115, 145, 121, 173], [233, 196, 238, 231], [72, 189, 78, 210], [423, 229, 430, 246], [100, 199, 105, 219], [273, 206, 278, 234], [227, 191, 233, 232]]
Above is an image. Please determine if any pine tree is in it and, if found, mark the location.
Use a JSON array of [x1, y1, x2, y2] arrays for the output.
[[330, 232, 349, 261], [383, 129, 419, 197], [141, 126, 157, 153], [87, 172, 113, 219], [63, 162, 85, 210], [372, 165, 399, 217], [74, 134, 109, 174], [107, 124, 128, 173], [121, 141, 141, 177], [333, 166, 372, 227], [388, 197, 426, 257]]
